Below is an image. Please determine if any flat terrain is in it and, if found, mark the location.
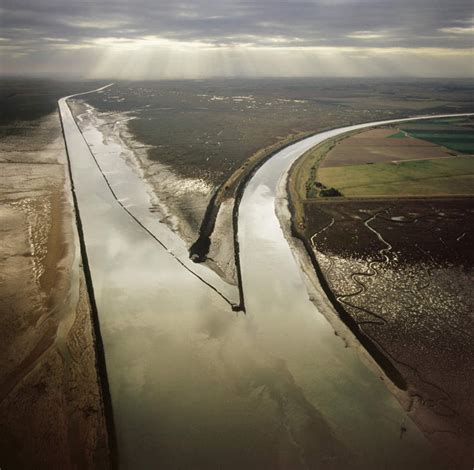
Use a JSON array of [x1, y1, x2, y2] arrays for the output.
[[0, 81, 111, 469], [318, 155, 474, 197], [319, 128, 455, 168], [289, 115, 474, 465], [307, 116, 474, 199], [399, 119, 474, 154], [75, 80, 474, 283], [3, 79, 471, 466], [299, 199, 474, 465]]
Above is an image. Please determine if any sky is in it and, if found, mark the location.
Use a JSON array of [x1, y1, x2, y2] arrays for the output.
[[1, 0, 473, 78]]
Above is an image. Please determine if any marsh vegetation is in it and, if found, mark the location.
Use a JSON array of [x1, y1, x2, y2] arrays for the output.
[[289, 116, 474, 465]]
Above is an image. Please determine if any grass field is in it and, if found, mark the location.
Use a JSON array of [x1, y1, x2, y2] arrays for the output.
[[302, 116, 474, 198], [387, 130, 406, 139], [317, 155, 474, 197], [401, 132, 474, 153], [320, 126, 453, 168], [399, 116, 474, 153]]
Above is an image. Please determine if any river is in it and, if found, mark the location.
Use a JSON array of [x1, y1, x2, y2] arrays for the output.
[[59, 88, 467, 468]]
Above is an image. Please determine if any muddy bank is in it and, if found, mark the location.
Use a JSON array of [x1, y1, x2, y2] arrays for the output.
[[0, 112, 111, 468], [70, 99, 212, 247], [279, 181, 407, 389], [193, 130, 314, 289], [304, 200, 474, 466], [284, 148, 474, 466], [69, 99, 315, 289]]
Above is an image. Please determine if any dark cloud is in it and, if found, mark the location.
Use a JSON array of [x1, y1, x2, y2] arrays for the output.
[[1, 0, 473, 48], [1, 0, 473, 78]]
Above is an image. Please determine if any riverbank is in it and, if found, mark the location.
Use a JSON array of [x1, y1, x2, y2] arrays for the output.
[[285, 124, 474, 466], [72, 80, 474, 294], [69, 98, 316, 289], [0, 112, 111, 468], [70, 99, 212, 248], [60, 87, 465, 468]]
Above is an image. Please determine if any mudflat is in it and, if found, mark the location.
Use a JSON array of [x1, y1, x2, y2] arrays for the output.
[[300, 198, 474, 464], [0, 112, 110, 468], [288, 116, 474, 466], [76, 80, 474, 281]]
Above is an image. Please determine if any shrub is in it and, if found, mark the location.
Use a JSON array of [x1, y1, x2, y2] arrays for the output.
[[320, 187, 343, 197]]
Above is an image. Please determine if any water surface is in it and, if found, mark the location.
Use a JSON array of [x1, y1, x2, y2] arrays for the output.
[[60, 92, 463, 468]]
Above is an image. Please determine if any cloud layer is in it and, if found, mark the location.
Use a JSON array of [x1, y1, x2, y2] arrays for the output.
[[1, 0, 473, 77]]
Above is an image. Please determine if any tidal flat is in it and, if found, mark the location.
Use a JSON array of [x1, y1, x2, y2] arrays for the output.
[[302, 199, 474, 464], [1, 77, 473, 468], [77, 78, 474, 281], [288, 115, 474, 465], [0, 79, 112, 468]]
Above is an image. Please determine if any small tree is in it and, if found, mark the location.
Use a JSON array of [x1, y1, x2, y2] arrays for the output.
[[320, 187, 343, 197]]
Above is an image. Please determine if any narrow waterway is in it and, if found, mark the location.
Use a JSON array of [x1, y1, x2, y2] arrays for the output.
[[59, 88, 467, 469]]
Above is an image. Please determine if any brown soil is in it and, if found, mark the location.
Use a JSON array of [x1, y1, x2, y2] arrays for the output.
[[288, 125, 474, 466], [300, 198, 474, 467], [320, 127, 455, 168], [0, 112, 111, 468]]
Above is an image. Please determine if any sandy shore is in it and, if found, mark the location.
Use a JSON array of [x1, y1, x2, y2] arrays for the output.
[[0, 112, 111, 468]]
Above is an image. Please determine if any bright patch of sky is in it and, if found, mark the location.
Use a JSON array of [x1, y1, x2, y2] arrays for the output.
[[1, 0, 473, 77]]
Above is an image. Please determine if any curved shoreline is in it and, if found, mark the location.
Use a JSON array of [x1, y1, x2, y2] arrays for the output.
[[231, 131, 326, 311], [284, 184, 408, 388], [189, 131, 318, 311], [279, 113, 472, 390], [202, 113, 470, 312], [57, 81, 472, 466]]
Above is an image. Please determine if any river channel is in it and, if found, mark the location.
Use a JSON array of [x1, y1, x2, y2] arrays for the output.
[[59, 88, 468, 468]]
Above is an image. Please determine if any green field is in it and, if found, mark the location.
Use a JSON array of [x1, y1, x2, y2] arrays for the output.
[[388, 130, 406, 139], [317, 155, 474, 197], [399, 116, 474, 153]]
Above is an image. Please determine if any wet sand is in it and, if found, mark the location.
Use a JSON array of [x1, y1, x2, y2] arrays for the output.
[[0, 112, 110, 468]]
